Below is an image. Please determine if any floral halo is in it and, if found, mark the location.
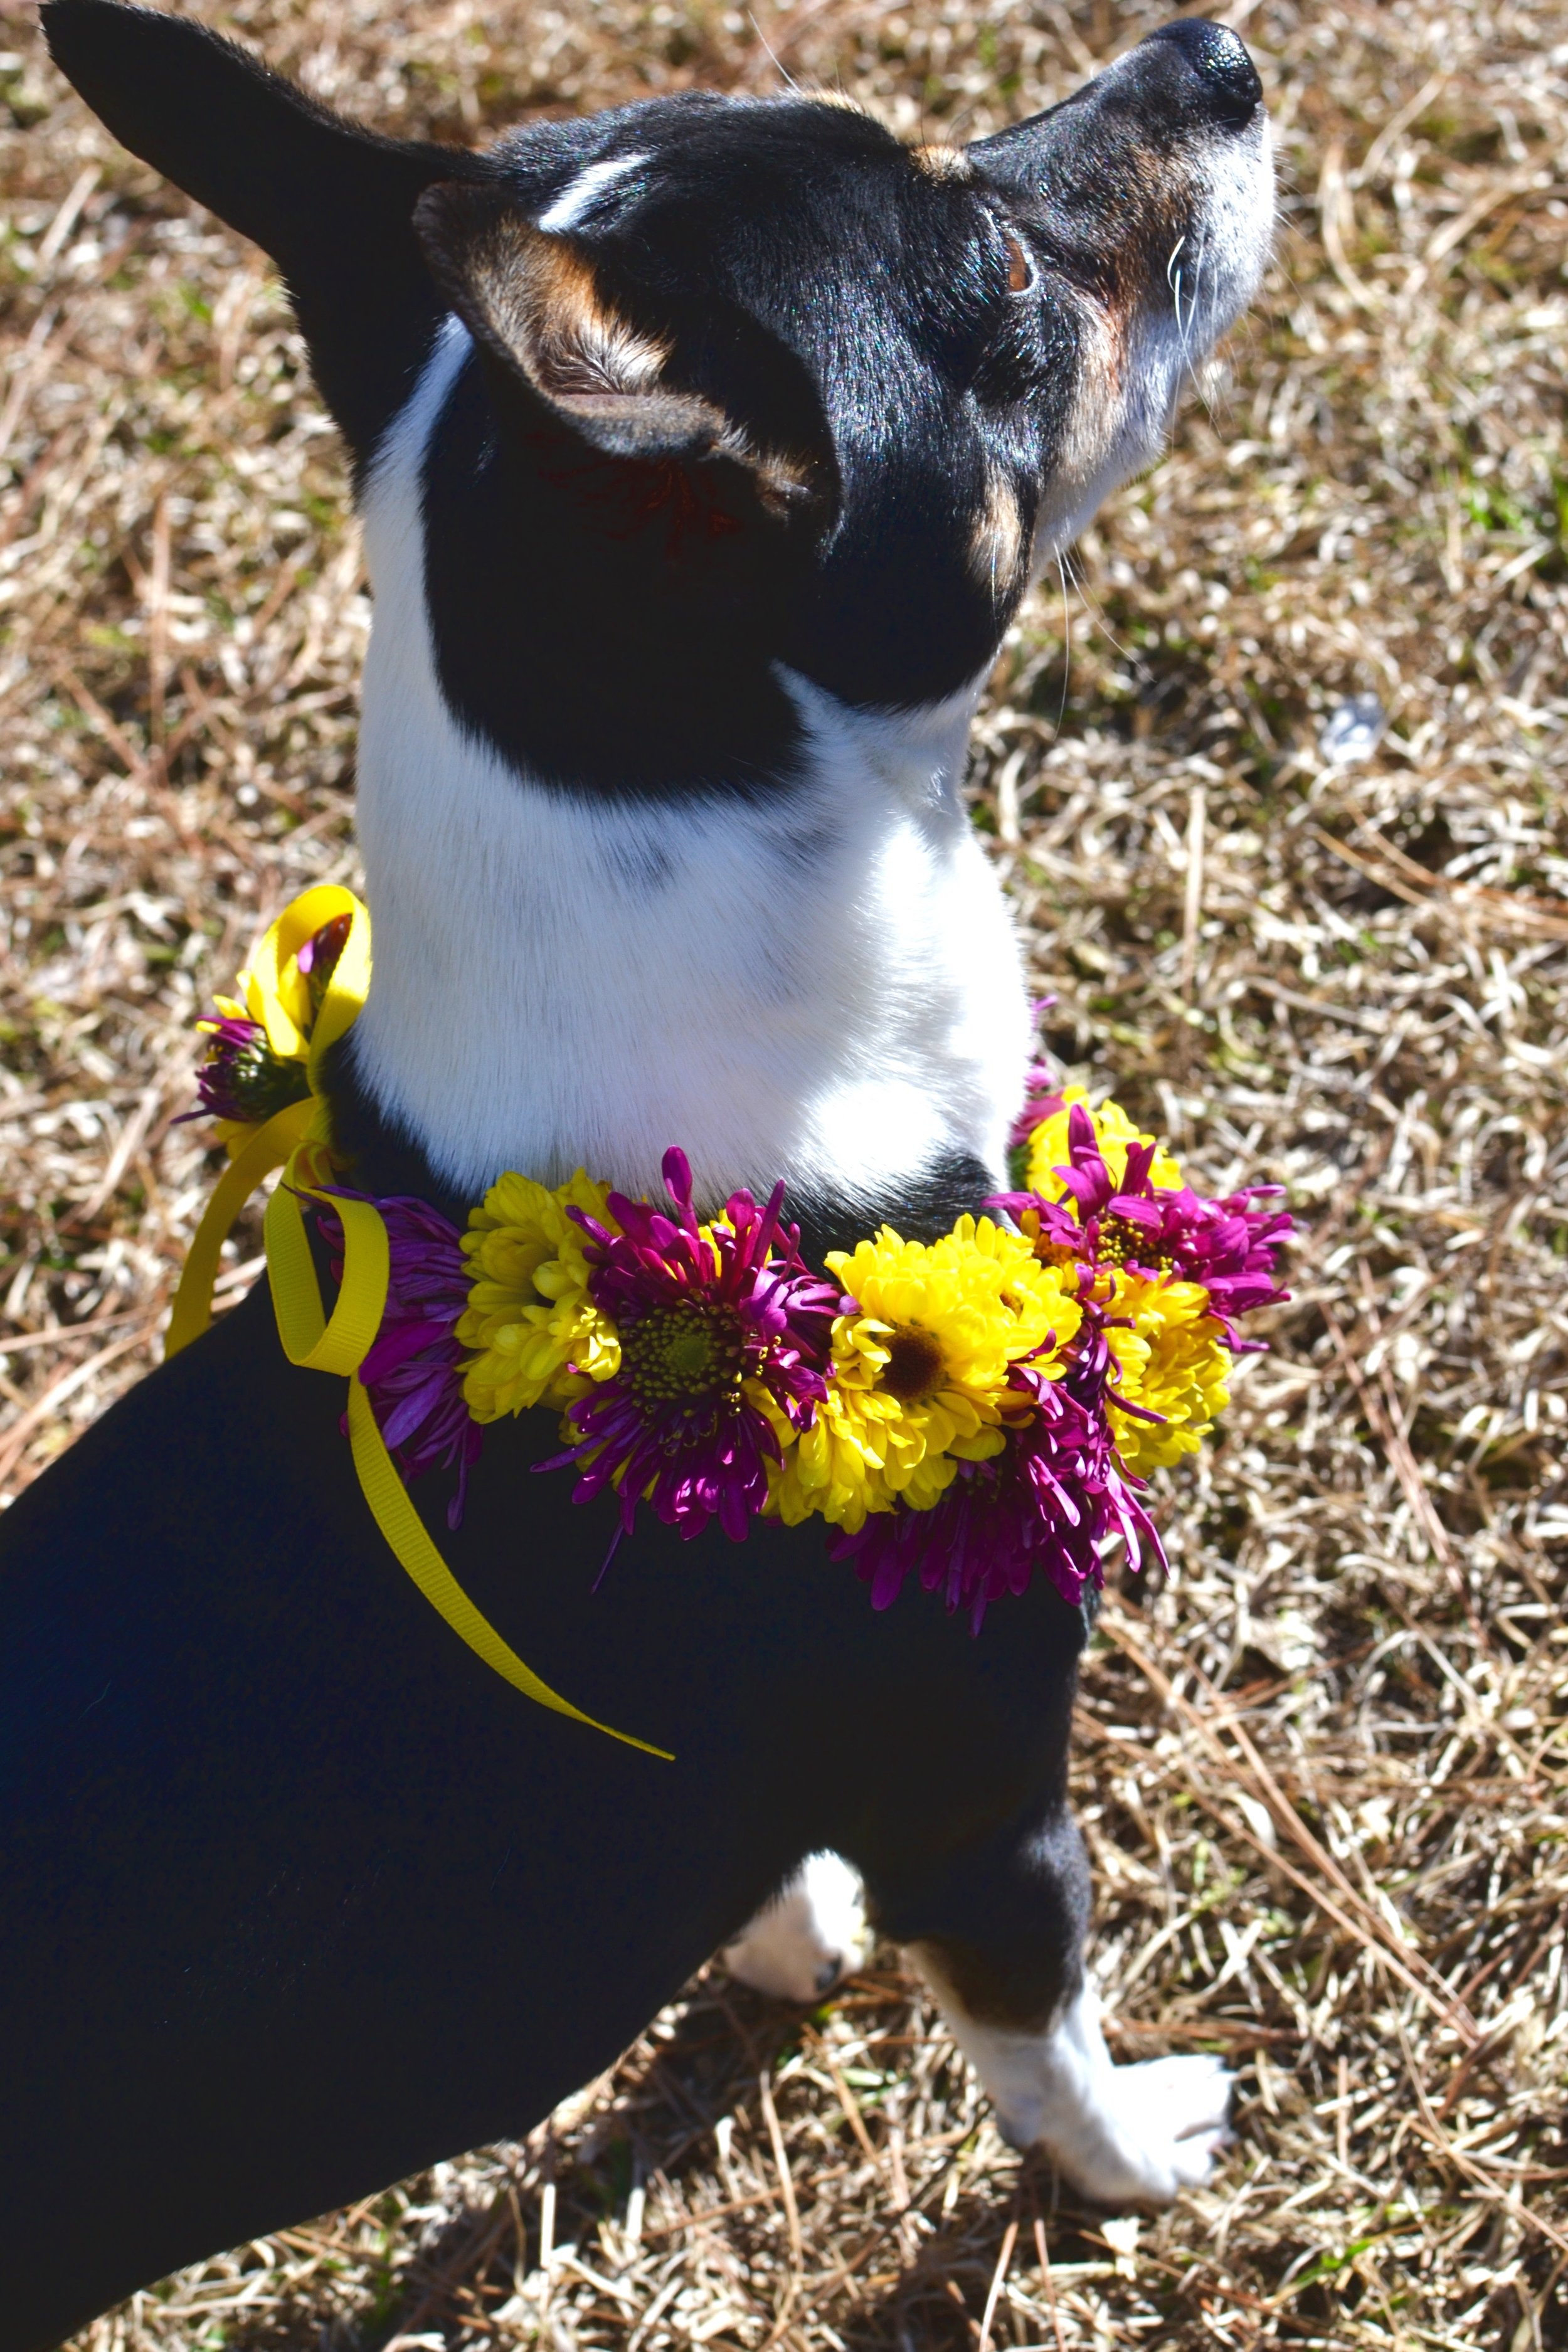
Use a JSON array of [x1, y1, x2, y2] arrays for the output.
[[191, 941, 1293, 1629]]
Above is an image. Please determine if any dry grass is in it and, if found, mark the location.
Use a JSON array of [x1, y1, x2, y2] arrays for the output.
[[1, 0, 1564, 2341]]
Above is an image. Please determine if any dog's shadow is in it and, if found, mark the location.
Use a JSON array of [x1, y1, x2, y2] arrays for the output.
[[344, 1968, 834, 2349], [359, 1959, 1145, 2352]]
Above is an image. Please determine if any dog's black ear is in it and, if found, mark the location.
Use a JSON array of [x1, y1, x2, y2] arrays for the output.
[[413, 180, 838, 533], [41, 0, 489, 463]]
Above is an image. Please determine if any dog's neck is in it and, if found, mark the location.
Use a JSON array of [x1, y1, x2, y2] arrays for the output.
[[346, 320, 1032, 1219]]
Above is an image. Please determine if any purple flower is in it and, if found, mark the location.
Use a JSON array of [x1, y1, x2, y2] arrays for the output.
[[551, 1149, 837, 1543], [992, 1103, 1293, 1343], [832, 1362, 1164, 1629], [1005, 1001, 1062, 1173], [295, 911, 352, 1010], [184, 916, 353, 1128], [316, 1192, 482, 1530], [184, 1012, 312, 1126], [1008, 1073, 1062, 1153]]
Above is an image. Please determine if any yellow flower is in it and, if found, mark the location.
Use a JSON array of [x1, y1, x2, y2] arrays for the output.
[[457, 1169, 622, 1422], [1024, 1086, 1184, 1203], [1102, 1269, 1231, 1474], [767, 1218, 1082, 1532]]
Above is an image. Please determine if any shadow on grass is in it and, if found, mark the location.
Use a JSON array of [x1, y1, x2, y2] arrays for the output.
[[364, 1969, 1213, 2352]]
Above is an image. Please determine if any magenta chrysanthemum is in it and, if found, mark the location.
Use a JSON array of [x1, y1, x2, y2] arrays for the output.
[[832, 1360, 1163, 1627], [1008, 1073, 1062, 1153], [317, 1192, 482, 1530], [184, 1011, 312, 1126], [1005, 1000, 1061, 1159], [183, 914, 351, 1128], [992, 1101, 1293, 1344], [550, 1149, 837, 1542], [295, 912, 352, 993]]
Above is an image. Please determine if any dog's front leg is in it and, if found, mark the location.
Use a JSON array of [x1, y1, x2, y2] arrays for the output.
[[872, 1803, 1233, 2208]]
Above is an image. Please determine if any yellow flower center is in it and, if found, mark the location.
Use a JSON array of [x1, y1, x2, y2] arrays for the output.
[[1096, 1214, 1173, 1273], [877, 1324, 946, 1404], [623, 1303, 743, 1404]]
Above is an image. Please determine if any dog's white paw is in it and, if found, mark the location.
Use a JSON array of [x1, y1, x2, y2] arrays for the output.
[[916, 1971, 1234, 2212], [1035, 2050, 1234, 2207], [722, 1852, 869, 2003]]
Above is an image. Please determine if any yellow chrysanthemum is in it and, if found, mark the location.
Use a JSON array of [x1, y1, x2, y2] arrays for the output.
[[1024, 1086, 1184, 1204], [457, 1168, 622, 1422], [1102, 1270, 1231, 1474], [766, 1217, 1083, 1532]]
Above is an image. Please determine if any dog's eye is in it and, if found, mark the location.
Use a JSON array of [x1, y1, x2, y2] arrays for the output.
[[1002, 230, 1036, 296]]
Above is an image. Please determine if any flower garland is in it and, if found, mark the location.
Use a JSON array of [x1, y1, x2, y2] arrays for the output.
[[168, 893, 1291, 1752]]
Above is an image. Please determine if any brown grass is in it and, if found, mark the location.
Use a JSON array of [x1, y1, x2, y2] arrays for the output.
[[1, 0, 1564, 2341]]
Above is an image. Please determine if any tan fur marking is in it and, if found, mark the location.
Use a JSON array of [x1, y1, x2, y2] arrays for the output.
[[487, 228, 825, 506], [910, 143, 973, 182], [1059, 305, 1126, 472], [416, 186, 831, 519], [470, 226, 671, 400], [970, 469, 1024, 594], [1028, 294, 1135, 563]]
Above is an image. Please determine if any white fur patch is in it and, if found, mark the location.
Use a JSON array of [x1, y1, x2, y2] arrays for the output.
[[352, 319, 1032, 1212], [538, 152, 650, 235], [914, 1962, 1233, 2208], [723, 1853, 871, 2001]]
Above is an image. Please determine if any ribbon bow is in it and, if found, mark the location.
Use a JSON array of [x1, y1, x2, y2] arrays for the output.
[[167, 887, 669, 1760]]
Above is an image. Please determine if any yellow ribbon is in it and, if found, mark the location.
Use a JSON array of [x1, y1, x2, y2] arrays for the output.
[[167, 889, 669, 1760], [164, 1096, 315, 1358], [345, 1380, 670, 1756]]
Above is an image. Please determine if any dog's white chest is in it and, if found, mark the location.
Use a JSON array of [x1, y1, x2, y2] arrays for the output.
[[350, 323, 1031, 1210]]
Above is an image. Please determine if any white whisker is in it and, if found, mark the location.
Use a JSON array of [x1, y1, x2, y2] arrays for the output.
[[1167, 233, 1188, 336], [1054, 553, 1073, 735], [746, 11, 801, 92]]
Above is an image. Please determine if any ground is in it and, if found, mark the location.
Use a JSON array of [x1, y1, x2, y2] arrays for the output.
[[1, 0, 1565, 2343]]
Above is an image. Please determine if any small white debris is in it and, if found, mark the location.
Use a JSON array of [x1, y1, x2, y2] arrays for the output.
[[1318, 692, 1387, 764], [1103, 2215, 1141, 2275], [1235, 1793, 1279, 1851]]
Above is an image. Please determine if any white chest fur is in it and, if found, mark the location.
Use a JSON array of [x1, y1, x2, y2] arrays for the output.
[[351, 320, 1032, 1212]]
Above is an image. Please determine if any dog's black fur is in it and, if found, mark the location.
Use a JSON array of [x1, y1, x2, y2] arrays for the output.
[[3, 1276, 1088, 2345], [0, 9, 1267, 2339]]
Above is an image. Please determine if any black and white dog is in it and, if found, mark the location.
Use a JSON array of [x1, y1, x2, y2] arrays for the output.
[[0, 8, 1272, 2339]]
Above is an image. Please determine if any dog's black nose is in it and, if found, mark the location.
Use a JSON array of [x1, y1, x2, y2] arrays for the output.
[[1145, 19, 1263, 129]]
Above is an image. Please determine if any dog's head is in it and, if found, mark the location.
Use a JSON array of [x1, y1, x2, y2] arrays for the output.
[[43, 3, 1271, 789]]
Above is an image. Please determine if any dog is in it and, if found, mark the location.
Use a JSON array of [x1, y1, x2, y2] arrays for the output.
[[0, 7, 1273, 2340]]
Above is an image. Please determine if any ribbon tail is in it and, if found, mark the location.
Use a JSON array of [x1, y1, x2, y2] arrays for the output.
[[346, 1380, 672, 1761], [164, 1096, 315, 1360]]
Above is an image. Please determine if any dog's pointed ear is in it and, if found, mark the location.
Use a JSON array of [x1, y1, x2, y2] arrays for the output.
[[41, 0, 487, 463], [413, 181, 839, 534]]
